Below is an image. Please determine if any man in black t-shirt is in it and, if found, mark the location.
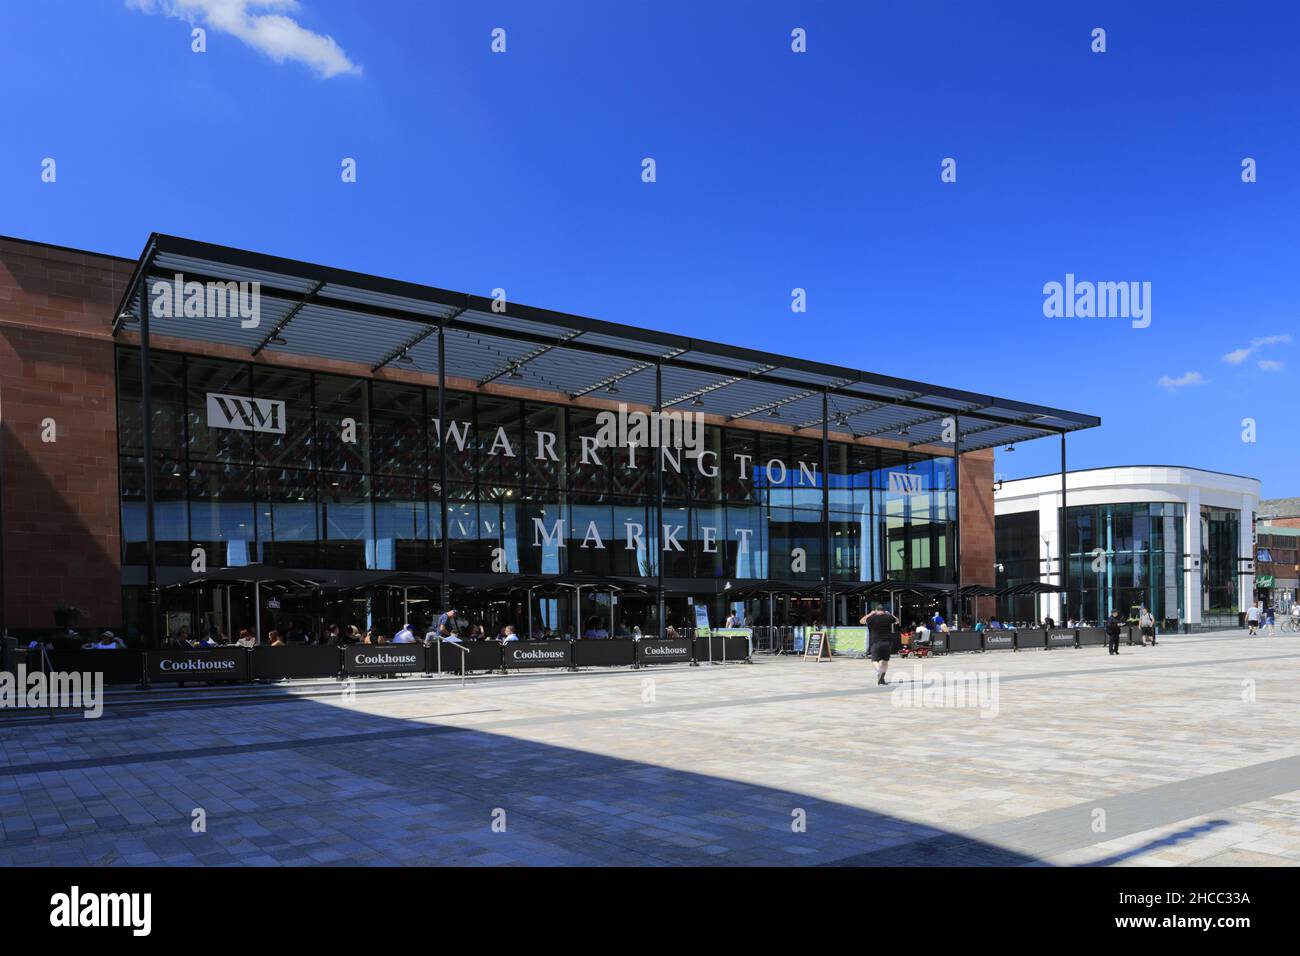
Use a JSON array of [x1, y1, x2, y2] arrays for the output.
[[862, 604, 900, 685]]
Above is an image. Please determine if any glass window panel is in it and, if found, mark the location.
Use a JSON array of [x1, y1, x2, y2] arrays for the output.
[[187, 357, 253, 463], [373, 474, 428, 571], [190, 461, 256, 568], [257, 467, 318, 567], [432, 392, 475, 483], [319, 471, 372, 570], [371, 382, 426, 476], [476, 396, 523, 486], [315, 374, 369, 473], [523, 403, 566, 492], [252, 365, 315, 470]]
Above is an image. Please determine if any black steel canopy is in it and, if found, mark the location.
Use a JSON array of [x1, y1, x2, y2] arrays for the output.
[[112, 233, 1099, 454]]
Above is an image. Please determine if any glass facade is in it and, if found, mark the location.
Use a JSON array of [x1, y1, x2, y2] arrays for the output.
[[998, 504, 1190, 624], [1200, 506, 1241, 619], [117, 347, 958, 585], [1064, 502, 1186, 623], [994, 510, 1040, 624]]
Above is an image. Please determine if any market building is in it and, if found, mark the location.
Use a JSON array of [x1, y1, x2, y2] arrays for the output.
[[994, 465, 1260, 629], [0, 233, 1100, 643]]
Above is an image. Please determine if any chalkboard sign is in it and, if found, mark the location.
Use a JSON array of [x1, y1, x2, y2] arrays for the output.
[[804, 630, 831, 661]]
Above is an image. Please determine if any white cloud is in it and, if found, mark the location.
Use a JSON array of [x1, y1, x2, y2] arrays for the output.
[[1221, 332, 1292, 364], [1258, 359, 1285, 372], [127, 0, 361, 78], [1157, 371, 1206, 391]]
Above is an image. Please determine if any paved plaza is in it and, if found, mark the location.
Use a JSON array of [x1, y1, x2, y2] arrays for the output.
[[2, 630, 1299, 866]]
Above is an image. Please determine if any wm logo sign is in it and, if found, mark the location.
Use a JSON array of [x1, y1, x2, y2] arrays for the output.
[[887, 471, 923, 495], [206, 393, 286, 434]]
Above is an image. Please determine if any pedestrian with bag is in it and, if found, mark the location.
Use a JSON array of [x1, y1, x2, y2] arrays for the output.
[[1105, 610, 1123, 655], [1138, 606, 1156, 646]]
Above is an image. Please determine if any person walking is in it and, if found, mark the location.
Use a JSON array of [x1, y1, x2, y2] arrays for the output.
[[862, 603, 900, 685], [1105, 610, 1123, 655], [1138, 606, 1156, 646], [1246, 601, 1262, 636]]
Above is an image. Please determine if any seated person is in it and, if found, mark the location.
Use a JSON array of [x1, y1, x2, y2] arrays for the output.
[[82, 630, 126, 650], [500, 625, 519, 642], [392, 624, 418, 644], [267, 630, 285, 647], [235, 628, 257, 648]]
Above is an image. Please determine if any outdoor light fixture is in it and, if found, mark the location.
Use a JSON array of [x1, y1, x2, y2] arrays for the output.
[[509, 364, 523, 379], [269, 335, 287, 346], [768, 408, 780, 417], [692, 396, 704, 406], [1005, 444, 1016, 452], [898, 425, 909, 436], [607, 384, 619, 394], [397, 351, 414, 364], [118, 310, 138, 325]]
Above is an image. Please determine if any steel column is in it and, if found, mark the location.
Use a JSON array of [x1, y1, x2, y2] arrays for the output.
[[655, 359, 665, 636], [437, 325, 449, 613], [821, 390, 832, 626], [954, 414, 962, 627], [1060, 431, 1068, 621], [139, 276, 160, 648]]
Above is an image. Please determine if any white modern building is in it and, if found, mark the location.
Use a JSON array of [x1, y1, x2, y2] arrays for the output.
[[994, 466, 1260, 628]]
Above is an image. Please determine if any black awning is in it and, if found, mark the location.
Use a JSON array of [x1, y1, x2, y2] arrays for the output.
[[113, 233, 1100, 454], [166, 563, 326, 587]]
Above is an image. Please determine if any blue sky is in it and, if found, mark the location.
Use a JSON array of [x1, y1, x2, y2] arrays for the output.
[[1, 1, 1296, 492]]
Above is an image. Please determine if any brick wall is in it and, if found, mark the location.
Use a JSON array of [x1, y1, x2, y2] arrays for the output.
[[959, 449, 996, 621], [0, 238, 130, 630]]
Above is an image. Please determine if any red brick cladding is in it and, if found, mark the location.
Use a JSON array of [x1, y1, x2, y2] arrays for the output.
[[0, 238, 130, 629], [959, 449, 996, 621]]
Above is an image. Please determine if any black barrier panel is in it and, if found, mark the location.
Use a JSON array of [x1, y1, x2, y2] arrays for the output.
[[251, 646, 342, 680], [503, 641, 572, 668], [343, 645, 425, 676], [146, 649, 248, 683], [983, 631, 1016, 651], [947, 631, 983, 653], [460, 642, 503, 672], [49, 650, 144, 684], [1046, 630, 1077, 648], [430, 641, 465, 674], [1017, 630, 1046, 650], [638, 639, 694, 664], [693, 637, 752, 662], [573, 639, 636, 667], [1077, 627, 1108, 646], [928, 633, 948, 654]]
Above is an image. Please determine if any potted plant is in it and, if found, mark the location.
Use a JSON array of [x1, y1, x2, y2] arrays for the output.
[[53, 601, 83, 629]]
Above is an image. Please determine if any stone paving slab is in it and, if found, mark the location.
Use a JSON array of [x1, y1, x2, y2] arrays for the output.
[[1, 631, 1298, 866]]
